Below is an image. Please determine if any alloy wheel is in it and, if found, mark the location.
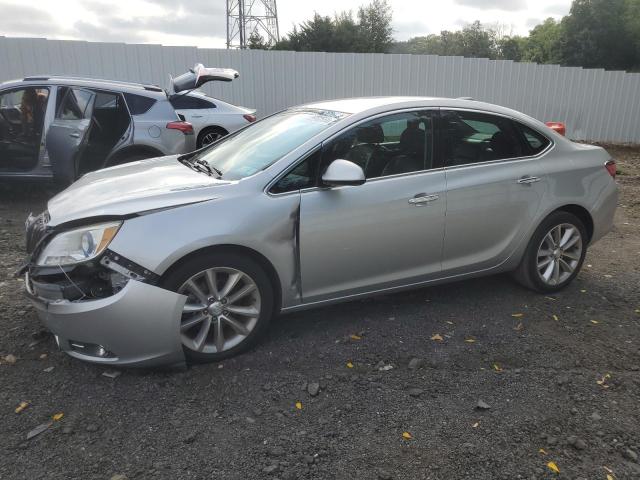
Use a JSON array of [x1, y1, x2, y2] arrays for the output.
[[536, 223, 583, 286], [177, 267, 261, 353], [200, 131, 223, 147]]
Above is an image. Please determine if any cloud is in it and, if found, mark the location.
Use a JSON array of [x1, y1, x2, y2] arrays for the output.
[[544, 3, 570, 16], [0, 4, 64, 36], [69, 0, 226, 45], [454, 0, 527, 11], [393, 20, 431, 40], [526, 17, 543, 28]]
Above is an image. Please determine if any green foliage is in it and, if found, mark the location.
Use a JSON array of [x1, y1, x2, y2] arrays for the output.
[[272, 0, 640, 71], [247, 31, 269, 50], [273, 0, 393, 53], [519, 18, 562, 64], [560, 0, 636, 69]]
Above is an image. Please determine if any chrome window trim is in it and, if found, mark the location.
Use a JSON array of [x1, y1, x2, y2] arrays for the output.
[[265, 106, 440, 197], [265, 105, 555, 196], [439, 107, 555, 171]]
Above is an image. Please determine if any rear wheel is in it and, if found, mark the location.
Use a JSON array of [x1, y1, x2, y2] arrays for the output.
[[513, 211, 587, 293], [162, 252, 274, 363], [197, 127, 228, 148]]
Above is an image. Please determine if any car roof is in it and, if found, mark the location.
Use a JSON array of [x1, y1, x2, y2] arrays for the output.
[[0, 76, 166, 98], [300, 96, 553, 132]]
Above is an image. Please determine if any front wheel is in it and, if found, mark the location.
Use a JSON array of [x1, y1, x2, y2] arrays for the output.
[[512, 211, 588, 293], [162, 252, 274, 363]]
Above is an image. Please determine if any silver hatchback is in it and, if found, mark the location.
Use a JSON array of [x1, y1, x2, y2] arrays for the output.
[[21, 97, 618, 367]]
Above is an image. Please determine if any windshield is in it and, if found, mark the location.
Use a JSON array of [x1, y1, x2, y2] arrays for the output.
[[190, 108, 348, 180]]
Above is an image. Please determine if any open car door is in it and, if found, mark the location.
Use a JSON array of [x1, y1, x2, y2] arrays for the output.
[[171, 64, 239, 93], [46, 87, 96, 184]]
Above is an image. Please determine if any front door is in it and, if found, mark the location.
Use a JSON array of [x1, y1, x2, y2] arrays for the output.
[[0, 86, 50, 172], [46, 87, 96, 184], [440, 109, 549, 275], [298, 110, 446, 303]]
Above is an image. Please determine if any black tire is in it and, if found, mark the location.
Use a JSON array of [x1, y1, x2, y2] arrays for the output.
[[161, 251, 274, 364], [197, 127, 228, 149], [512, 211, 588, 293]]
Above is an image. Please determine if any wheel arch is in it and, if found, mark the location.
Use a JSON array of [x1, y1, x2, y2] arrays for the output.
[[197, 125, 229, 147], [160, 244, 283, 315], [551, 204, 594, 243]]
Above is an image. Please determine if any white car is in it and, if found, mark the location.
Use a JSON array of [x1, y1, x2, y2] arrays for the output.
[[170, 90, 256, 148]]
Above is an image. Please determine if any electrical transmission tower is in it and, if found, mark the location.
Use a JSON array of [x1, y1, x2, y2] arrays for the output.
[[226, 0, 280, 49]]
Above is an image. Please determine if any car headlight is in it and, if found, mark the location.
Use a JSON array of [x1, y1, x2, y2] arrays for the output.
[[36, 221, 122, 266]]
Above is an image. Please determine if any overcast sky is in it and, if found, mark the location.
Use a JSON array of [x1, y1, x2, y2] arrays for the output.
[[0, 0, 572, 48]]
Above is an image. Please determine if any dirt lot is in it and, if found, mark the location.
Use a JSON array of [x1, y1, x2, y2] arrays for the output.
[[1, 145, 639, 480]]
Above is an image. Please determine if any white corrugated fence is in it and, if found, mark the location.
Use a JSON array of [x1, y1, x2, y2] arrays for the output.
[[1, 36, 639, 143]]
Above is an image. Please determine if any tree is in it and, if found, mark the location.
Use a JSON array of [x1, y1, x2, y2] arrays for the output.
[[247, 31, 269, 50], [560, 0, 635, 70], [274, 0, 640, 71], [496, 36, 525, 61], [392, 21, 500, 58], [356, 0, 394, 53], [519, 18, 563, 64], [273, 0, 393, 53]]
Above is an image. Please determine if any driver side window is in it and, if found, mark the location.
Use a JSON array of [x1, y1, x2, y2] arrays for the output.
[[320, 110, 435, 180]]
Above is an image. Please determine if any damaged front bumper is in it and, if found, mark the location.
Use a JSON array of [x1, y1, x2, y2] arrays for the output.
[[21, 211, 190, 367], [26, 276, 188, 367]]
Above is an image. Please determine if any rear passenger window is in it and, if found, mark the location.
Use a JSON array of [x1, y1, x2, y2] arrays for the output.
[[515, 123, 551, 155], [169, 95, 215, 110], [56, 88, 93, 120], [124, 93, 156, 115], [441, 110, 523, 166]]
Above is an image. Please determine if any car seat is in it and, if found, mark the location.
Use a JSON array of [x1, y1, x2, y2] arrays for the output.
[[346, 125, 386, 177]]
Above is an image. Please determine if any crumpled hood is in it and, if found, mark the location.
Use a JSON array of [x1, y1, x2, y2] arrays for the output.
[[47, 156, 229, 226]]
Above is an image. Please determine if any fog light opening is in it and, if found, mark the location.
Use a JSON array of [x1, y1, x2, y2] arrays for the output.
[[69, 340, 115, 358]]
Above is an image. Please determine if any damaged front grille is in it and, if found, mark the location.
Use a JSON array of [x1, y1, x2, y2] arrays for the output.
[[25, 211, 51, 254]]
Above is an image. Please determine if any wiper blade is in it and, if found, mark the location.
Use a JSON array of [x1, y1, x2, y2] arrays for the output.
[[193, 159, 222, 178], [178, 156, 221, 178]]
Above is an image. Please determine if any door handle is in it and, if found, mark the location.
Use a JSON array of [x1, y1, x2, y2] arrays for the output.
[[69, 132, 80, 138], [191, 114, 204, 118], [408, 193, 439, 205], [517, 176, 540, 184]]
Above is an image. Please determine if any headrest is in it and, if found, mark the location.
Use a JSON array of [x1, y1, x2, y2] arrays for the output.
[[356, 125, 384, 144]]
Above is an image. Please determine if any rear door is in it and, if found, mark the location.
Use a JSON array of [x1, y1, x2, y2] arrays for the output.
[[440, 109, 549, 275], [46, 87, 96, 183]]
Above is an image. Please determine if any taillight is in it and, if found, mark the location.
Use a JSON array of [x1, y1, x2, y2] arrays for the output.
[[605, 160, 616, 178], [243, 114, 256, 123], [166, 121, 194, 135], [545, 121, 566, 136]]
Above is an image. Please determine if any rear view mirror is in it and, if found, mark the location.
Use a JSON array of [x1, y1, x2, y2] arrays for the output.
[[172, 64, 239, 93], [321, 159, 366, 187]]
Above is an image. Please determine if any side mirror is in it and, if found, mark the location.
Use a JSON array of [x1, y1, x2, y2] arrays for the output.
[[321, 159, 366, 187]]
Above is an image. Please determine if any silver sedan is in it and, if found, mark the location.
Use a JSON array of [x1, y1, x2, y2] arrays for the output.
[[21, 97, 618, 367]]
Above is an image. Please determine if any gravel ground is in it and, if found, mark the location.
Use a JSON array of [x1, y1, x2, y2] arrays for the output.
[[1, 145, 639, 480]]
